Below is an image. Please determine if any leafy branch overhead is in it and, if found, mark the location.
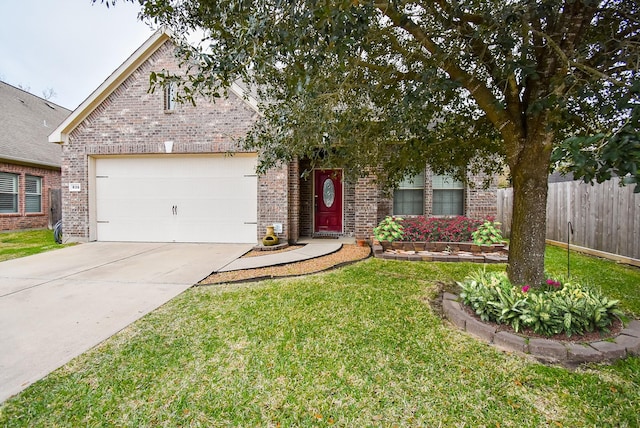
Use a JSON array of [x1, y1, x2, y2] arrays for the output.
[[106, 0, 639, 285], [128, 0, 639, 188]]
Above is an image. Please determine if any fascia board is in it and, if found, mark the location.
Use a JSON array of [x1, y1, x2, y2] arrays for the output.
[[48, 28, 172, 144]]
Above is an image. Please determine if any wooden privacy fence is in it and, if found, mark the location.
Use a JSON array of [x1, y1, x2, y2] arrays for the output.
[[497, 177, 640, 260]]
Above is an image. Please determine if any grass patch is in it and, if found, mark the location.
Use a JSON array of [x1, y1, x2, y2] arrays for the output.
[[1, 248, 638, 426], [0, 229, 72, 262], [545, 244, 640, 317]]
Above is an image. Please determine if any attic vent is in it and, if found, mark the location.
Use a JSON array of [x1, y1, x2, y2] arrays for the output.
[[164, 82, 176, 111], [44, 102, 56, 110]]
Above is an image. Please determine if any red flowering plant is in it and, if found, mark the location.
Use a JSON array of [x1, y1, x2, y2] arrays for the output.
[[400, 216, 483, 242]]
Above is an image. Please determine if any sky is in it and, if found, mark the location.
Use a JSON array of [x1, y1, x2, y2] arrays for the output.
[[0, 1, 157, 110]]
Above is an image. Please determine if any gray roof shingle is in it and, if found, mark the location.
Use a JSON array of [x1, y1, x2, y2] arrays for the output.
[[0, 81, 71, 169]]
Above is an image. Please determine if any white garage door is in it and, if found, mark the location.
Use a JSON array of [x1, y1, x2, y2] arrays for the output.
[[94, 154, 258, 243]]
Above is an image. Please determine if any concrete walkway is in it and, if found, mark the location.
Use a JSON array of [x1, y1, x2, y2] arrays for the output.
[[0, 242, 252, 403], [217, 242, 343, 272]]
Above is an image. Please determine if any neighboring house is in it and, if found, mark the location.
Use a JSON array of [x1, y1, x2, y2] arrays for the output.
[[1, 81, 70, 231], [50, 29, 496, 244]]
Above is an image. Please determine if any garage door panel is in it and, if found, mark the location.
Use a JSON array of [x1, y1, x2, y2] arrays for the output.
[[175, 220, 256, 243], [97, 218, 175, 243], [182, 204, 256, 224], [179, 178, 247, 199], [95, 155, 258, 243]]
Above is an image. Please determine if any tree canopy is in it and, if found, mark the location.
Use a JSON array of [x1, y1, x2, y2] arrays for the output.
[[106, 0, 639, 285]]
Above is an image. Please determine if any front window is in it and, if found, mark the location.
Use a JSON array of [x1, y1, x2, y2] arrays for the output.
[[432, 174, 464, 215], [393, 172, 425, 215], [0, 172, 19, 213], [25, 175, 42, 213]]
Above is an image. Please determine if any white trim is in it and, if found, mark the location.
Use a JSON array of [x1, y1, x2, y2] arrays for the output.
[[230, 82, 262, 115], [88, 157, 97, 241], [49, 29, 171, 145], [49, 28, 262, 144]]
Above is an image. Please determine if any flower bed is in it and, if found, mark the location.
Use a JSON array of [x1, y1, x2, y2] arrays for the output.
[[373, 216, 507, 263], [458, 270, 624, 338], [401, 216, 483, 242]]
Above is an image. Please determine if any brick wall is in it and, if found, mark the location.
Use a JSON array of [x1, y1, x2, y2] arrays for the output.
[[258, 163, 290, 242], [298, 159, 313, 237], [354, 170, 378, 239], [465, 171, 498, 220], [0, 162, 61, 231], [343, 179, 356, 236], [372, 166, 498, 230], [287, 159, 300, 242], [290, 161, 498, 240], [377, 188, 393, 223], [62, 40, 261, 241], [60, 38, 497, 242]]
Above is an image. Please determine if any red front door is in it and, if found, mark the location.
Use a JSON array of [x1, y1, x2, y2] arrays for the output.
[[314, 169, 343, 233]]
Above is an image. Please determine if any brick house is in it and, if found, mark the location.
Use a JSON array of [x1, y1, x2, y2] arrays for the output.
[[1, 81, 70, 231], [50, 29, 496, 244]]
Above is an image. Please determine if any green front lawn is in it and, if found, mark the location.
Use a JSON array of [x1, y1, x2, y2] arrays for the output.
[[1, 247, 639, 426], [0, 229, 72, 262]]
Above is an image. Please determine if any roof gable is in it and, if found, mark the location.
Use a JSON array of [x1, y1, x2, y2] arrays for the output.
[[49, 28, 260, 145], [0, 81, 70, 168]]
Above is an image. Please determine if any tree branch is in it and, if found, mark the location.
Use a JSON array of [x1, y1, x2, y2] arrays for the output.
[[375, 2, 518, 141], [533, 29, 628, 87]]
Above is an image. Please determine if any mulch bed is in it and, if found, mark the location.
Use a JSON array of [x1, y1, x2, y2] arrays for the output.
[[199, 244, 371, 285]]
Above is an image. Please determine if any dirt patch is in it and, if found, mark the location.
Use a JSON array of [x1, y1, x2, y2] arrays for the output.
[[199, 244, 371, 285]]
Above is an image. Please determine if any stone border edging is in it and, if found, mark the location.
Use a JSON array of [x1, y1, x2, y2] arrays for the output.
[[372, 242, 508, 263], [442, 292, 640, 365]]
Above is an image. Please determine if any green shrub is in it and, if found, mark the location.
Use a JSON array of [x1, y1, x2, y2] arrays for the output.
[[458, 270, 624, 337], [472, 220, 503, 245], [373, 216, 404, 242]]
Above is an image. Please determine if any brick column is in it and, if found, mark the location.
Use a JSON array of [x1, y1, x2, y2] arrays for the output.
[[287, 160, 300, 243], [354, 171, 378, 240], [258, 163, 290, 242]]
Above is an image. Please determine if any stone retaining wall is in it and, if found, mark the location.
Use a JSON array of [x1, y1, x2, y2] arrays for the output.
[[373, 242, 508, 263], [442, 293, 640, 365]]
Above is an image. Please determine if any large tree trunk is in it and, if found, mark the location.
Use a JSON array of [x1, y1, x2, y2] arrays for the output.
[[506, 133, 553, 286]]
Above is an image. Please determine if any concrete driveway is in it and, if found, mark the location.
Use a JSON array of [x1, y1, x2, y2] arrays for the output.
[[0, 242, 252, 403]]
